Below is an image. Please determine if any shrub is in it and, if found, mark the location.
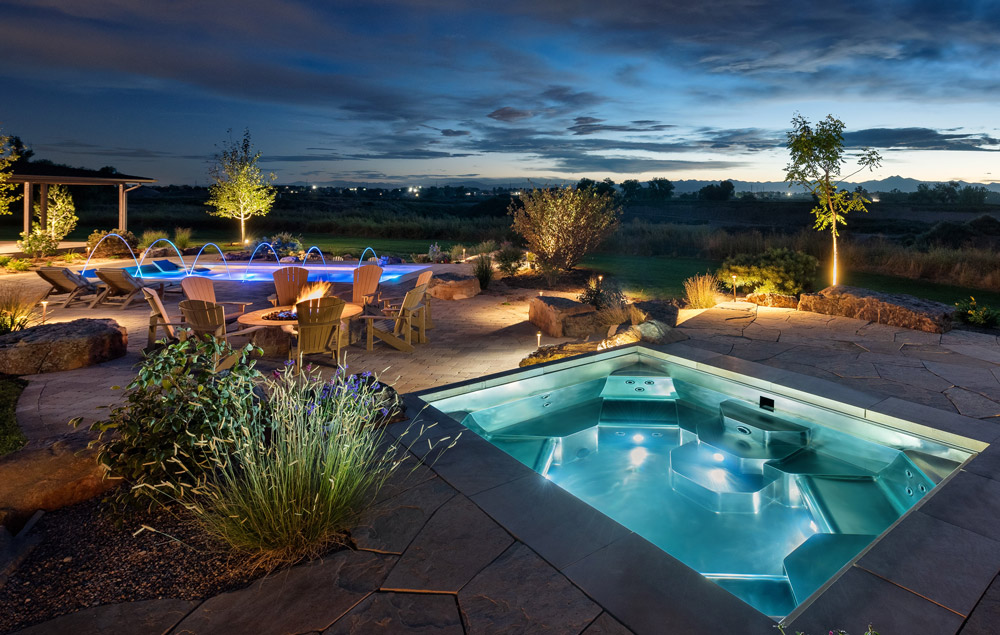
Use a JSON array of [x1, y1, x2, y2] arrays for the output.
[[16, 228, 60, 257], [427, 242, 445, 263], [5, 259, 31, 272], [253, 232, 303, 258], [138, 229, 170, 249], [966, 214, 1000, 236], [955, 297, 1000, 328], [716, 248, 819, 295], [153, 366, 431, 568], [473, 253, 493, 290], [917, 221, 977, 249], [578, 275, 626, 310], [596, 303, 648, 328], [683, 273, 720, 309], [470, 240, 497, 255], [59, 251, 85, 263], [173, 227, 193, 249], [0, 283, 41, 335], [82, 335, 263, 508], [495, 243, 524, 277], [449, 244, 467, 261], [510, 186, 621, 271], [0, 255, 9, 267], [87, 229, 139, 258]]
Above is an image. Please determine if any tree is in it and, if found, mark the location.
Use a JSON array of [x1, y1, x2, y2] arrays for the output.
[[0, 129, 20, 215], [620, 179, 643, 201], [35, 184, 77, 239], [206, 129, 276, 242], [698, 180, 735, 201], [784, 114, 881, 286], [509, 186, 621, 271], [647, 177, 675, 200]]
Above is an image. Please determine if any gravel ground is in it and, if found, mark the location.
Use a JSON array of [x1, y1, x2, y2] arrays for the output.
[[0, 498, 263, 634]]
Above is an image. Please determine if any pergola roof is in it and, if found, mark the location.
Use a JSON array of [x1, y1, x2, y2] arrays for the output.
[[10, 163, 156, 186]]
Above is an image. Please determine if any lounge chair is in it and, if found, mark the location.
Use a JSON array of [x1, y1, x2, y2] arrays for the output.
[[181, 277, 251, 322], [178, 299, 265, 343], [90, 268, 165, 310], [269, 266, 310, 306], [285, 296, 347, 369], [36, 267, 98, 307], [142, 287, 185, 349], [358, 284, 427, 353]]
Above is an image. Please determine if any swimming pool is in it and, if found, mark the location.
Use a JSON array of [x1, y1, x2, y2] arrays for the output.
[[78, 261, 430, 284], [422, 346, 980, 619]]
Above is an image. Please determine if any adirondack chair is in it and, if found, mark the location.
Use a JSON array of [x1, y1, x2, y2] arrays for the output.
[[178, 299, 266, 343], [90, 268, 165, 310], [269, 267, 310, 306], [359, 284, 427, 352], [381, 269, 434, 329], [287, 296, 347, 369], [142, 287, 185, 348], [181, 276, 251, 322], [36, 267, 98, 307], [351, 264, 382, 305]]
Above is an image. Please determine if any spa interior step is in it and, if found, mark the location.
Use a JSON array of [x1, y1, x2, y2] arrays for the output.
[[783, 533, 876, 605]]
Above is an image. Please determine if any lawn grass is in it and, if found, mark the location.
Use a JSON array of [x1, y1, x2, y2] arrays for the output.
[[0, 377, 27, 457], [183, 232, 456, 259]]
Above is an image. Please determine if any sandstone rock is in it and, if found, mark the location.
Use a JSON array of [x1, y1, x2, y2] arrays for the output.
[[597, 330, 641, 350], [597, 319, 688, 350], [528, 296, 594, 337], [562, 311, 603, 338], [427, 273, 481, 300], [747, 292, 799, 309], [633, 300, 680, 327], [798, 285, 955, 334], [0, 437, 119, 529], [519, 341, 600, 367], [0, 319, 127, 375]]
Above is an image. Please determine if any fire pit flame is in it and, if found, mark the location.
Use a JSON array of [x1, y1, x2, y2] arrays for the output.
[[296, 281, 331, 304]]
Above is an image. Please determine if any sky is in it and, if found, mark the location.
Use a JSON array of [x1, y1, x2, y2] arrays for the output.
[[0, 0, 998, 186]]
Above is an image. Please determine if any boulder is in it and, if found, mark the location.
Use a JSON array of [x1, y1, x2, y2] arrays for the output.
[[0, 436, 119, 529], [519, 341, 600, 367], [528, 296, 594, 337], [427, 273, 481, 300], [746, 292, 799, 309], [597, 319, 688, 350], [0, 319, 127, 375], [797, 286, 955, 333], [562, 311, 603, 338]]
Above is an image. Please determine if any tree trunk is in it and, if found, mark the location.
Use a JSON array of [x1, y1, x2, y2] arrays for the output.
[[240, 216, 245, 244], [831, 226, 838, 286]]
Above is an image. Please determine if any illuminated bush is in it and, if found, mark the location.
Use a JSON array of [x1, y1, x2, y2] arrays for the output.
[[717, 248, 818, 295]]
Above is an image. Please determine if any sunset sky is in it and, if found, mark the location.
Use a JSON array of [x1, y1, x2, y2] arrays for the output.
[[1, 0, 998, 186]]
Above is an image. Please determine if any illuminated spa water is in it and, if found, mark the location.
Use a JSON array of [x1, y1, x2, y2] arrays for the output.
[[427, 357, 972, 619]]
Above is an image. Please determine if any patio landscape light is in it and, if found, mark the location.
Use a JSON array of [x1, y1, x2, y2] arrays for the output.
[[536, 331, 542, 347], [40, 300, 48, 323], [732, 275, 737, 302]]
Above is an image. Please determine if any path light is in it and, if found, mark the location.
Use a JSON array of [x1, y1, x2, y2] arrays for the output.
[[462, 248, 466, 260], [731, 275, 737, 302], [41, 301, 48, 323], [538, 290, 543, 296], [537, 331, 542, 348]]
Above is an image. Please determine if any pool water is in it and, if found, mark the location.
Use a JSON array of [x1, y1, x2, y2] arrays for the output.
[[427, 357, 972, 619], [78, 262, 428, 284]]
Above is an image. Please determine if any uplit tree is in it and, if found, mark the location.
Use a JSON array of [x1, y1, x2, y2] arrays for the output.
[[509, 186, 621, 271], [784, 114, 881, 286], [206, 129, 276, 243], [0, 129, 20, 215], [34, 184, 77, 240]]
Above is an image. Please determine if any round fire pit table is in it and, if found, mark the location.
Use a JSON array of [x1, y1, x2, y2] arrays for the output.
[[236, 303, 363, 356]]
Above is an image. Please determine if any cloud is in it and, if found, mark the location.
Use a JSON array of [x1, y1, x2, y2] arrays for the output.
[[844, 127, 1000, 151], [488, 107, 533, 122], [568, 118, 673, 136], [440, 129, 470, 137], [541, 86, 604, 107]]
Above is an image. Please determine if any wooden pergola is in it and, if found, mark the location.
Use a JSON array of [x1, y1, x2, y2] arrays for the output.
[[10, 165, 156, 234]]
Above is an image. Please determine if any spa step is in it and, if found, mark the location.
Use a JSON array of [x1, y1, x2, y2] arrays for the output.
[[783, 533, 876, 604], [599, 398, 679, 426], [719, 400, 811, 447], [599, 376, 678, 400], [796, 475, 899, 535], [669, 441, 780, 513]]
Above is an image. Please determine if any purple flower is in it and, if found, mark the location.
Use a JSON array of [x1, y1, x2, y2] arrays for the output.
[[284, 359, 295, 367]]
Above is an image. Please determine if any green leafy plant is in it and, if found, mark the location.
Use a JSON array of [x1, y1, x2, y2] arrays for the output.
[[150, 365, 439, 569], [254, 232, 303, 258], [955, 296, 1000, 328], [494, 243, 524, 277], [473, 253, 493, 290], [683, 273, 720, 309], [59, 251, 85, 263], [5, 258, 31, 272], [0, 283, 40, 335], [81, 335, 263, 508], [427, 242, 445, 263], [16, 228, 59, 257], [206, 128, 277, 243], [448, 243, 467, 261], [717, 248, 819, 295], [0, 256, 9, 267], [0, 129, 20, 215], [510, 186, 622, 271], [471, 240, 497, 255], [578, 275, 626, 310], [173, 227, 193, 249], [34, 184, 77, 240], [87, 229, 139, 258], [138, 229, 170, 249]]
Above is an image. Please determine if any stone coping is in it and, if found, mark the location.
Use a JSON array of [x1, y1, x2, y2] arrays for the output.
[[410, 343, 999, 633]]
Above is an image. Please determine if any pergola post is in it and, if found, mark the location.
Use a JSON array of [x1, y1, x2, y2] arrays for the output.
[[22, 182, 31, 235], [118, 183, 127, 232], [38, 183, 48, 234]]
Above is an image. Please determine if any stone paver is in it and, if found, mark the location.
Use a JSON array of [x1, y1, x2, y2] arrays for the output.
[[12, 599, 197, 635], [322, 592, 463, 635]]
